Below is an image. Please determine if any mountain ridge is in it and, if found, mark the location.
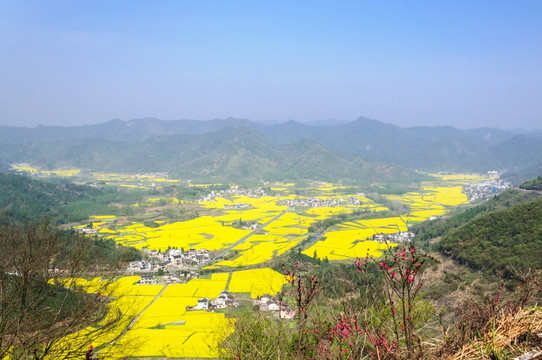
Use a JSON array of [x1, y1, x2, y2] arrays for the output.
[[0, 127, 423, 183], [1, 117, 541, 174]]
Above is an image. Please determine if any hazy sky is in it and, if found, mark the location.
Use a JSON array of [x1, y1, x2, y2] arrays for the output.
[[1, 1, 541, 129]]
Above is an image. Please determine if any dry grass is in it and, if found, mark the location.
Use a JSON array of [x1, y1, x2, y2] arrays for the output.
[[435, 307, 542, 359]]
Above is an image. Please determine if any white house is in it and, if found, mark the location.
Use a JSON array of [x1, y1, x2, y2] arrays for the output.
[[193, 298, 209, 310], [259, 294, 273, 304], [267, 301, 280, 311], [138, 275, 157, 285]]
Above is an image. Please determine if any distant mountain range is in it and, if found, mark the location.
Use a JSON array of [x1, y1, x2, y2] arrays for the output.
[[1, 117, 541, 181], [0, 127, 422, 183]]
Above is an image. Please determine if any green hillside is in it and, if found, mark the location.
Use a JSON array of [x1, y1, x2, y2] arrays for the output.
[[0, 173, 144, 224], [520, 175, 542, 190], [0, 127, 425, 183], [412, 182, 542, 279], [412, 188, 541, 245], [435, 196, 542, 278]]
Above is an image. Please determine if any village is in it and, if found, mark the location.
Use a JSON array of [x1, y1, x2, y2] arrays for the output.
[[125, 248, 213, 284], [198, 186, 267, 203], [276, 195, 363, 209], [187, 292, 296, 319], [464, 178, 511, 201], [372, 231, 415, 243], [127, 248, 298, 320]]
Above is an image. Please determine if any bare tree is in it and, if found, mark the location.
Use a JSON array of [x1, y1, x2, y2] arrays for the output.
[[0, 219, 123, 359]]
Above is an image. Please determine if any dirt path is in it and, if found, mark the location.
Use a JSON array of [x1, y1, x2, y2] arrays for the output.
[[216, 210, 285, 258], [96, 284, 168, 353]]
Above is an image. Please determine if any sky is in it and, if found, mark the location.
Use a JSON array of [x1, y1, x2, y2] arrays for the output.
[[1, 1, 541, 130]]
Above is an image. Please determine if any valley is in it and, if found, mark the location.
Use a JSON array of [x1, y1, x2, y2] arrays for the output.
[[3, 163, 521, 358], [1, 119, 541, 360]]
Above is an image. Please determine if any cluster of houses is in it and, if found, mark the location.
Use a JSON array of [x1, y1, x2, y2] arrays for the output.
[[136, 273, 196, 285], [464, 179, 511, 202], [150, 248, 211, 266], [276, 195, 363, 210], [373, 231, 415, 243], [198, 187, 267, 203], [79, 227, 98, 235], [223, 203, 253, 210], [188, 290, 239, 311], [254, 294, 296, 319], [129, 260, 161, 273], [228, 220, 260, 230], [128, 248, 212, 273], [188, 292, 296, 319]]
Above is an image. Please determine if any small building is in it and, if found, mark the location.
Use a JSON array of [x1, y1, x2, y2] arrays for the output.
[[211, 295, 227, 307], [129, 260, 155, 272], [169, 249, 182, 259], [164, 275, 181, 284], [197, 249, 210, 258], [193, 298, 209, 310], [139, 275, 157, 285], [280, 306, 296, 319], [259, 294, 273, 303], [80, 228, 98, 235], [267, 301, 280, 311], [171, 255, 182, 266]]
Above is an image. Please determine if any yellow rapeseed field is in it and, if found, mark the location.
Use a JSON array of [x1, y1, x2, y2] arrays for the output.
[[229, 268, 287, 298], [55, 268, 285, 358], [59, 177, 488, 358], [85, 179, 476, 268]]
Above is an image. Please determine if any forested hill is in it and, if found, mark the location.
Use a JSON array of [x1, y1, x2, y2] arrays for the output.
[[0, 127, 424, 183], [1, 117, 542, 174], [413, 183, 542, 278], [0, 173, 140, 224], [438, 197, 542, 278], [413, 188, 541, 243], [0, 160, 9, 173], [0, 173, 96, 223], [519, 175, 542, 190]]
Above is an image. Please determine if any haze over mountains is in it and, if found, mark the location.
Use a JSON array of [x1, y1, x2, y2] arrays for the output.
[[1, 117, 541, 182]]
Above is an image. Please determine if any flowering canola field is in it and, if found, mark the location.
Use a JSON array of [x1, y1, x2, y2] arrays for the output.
[[86, 179, 480, 268], [384, 185, 468, 222], [303, 184, 469, 260], [57, 178, 490, 358], [56, 268, 285, 358]]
